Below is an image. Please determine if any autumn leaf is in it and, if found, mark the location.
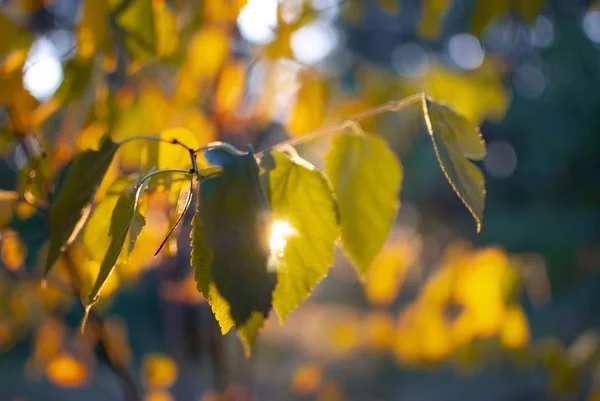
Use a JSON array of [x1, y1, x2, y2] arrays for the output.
[[422, 96, 486, 232], [45, 137, 119, 275], [262, 150, 338, 321], [191, 148, 275, 355], [325, 129, 403, 276]]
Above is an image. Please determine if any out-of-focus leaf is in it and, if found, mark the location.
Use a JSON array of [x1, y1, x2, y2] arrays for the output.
[[0, 190, 19, 228], [418, 61, 510, 124], [1, 228, 27, 271], [46, 353, 89, 388], [116, 0, 156, 60], [191, 150, 275, 355], [422, 97, 486, 232], [45, 137, 119, 274], [471, 0, 509, 37], [418, 0, 452, 39], [515, 0, 547, 22], [77, 0, 109, 57], [325, 130, 403, 276], [153, 0, 178, 58], [141, 353, 179, 389], [379, 0, 401, 14], [262, 150, 338, 321], [287, 73, 327, 137], [0, 13, 31, 58]]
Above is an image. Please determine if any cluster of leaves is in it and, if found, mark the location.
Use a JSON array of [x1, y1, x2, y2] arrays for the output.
[[37, 92, 486, 354]]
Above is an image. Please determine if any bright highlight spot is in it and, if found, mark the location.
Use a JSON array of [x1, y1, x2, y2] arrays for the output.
[[237, 0, 278, 44], [291, 21, 339, 64], [23, 37, 63, 101], [448, 33, 484, 70], [583, 10, 600, 44], [270, 220, 296, 256]]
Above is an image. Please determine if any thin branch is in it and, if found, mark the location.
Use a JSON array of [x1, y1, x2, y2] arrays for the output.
[[153, 174, 194, 257], [256, 93, 424, 157], [117, 135, 194, 153]]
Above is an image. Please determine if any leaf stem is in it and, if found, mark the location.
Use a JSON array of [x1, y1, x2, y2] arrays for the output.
[[133, 168, 192, 208], [257, 93, 424, 157], [117, 135, 193, 152], [193, 141, 247, 155]]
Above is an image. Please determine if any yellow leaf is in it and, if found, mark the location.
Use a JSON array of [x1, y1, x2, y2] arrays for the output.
[[46, 353, 89, 388], [470, 0, 509, 37], [186, 26, 230, 81], [418, 0, 452, 39], [287, 73, 326, 137], [500, 306, 530, 349], [290, 363, 322, 394], [330, 319, 360, 354], [0, 190, 19, 227], [141, 353, 179, 389], [77, 0, 109, 58], [203, 0, 248, 23], [214, 61, 246, 124], [1, 229, 27, 271], [365, 243, 411, 306], [153, 0, 178, 58], [364, 311, 395, 351]]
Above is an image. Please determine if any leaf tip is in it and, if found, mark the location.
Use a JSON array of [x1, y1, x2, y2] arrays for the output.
[[80, 305, 91, 333]]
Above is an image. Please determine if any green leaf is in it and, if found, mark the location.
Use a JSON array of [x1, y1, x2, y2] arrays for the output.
[[191, 150, 275, 354], [422, 96, 486, 232], [45, 137, 119, 275], [87, 182, 143, 306], [262, 150, 338, 321], [325, 130, 403, 276]]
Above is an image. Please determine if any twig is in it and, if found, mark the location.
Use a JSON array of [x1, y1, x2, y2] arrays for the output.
[[256, 93, 424, 157]]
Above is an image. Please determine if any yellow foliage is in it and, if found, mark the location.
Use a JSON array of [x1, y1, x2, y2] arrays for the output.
[[141, 353, 179, 389], [153, 0, 179, 58], [365, 240, 414, 306], [46, 353, 89, 388], [393, 245, 531, 364], [185, 26, 231, 81], [0, 190, 19, 227], [145, 390, 175, 401], [330, 319, 360, 355], [364, 311, 395, 351], [77, 0, 109, 58], [379, 0, 401, 14], [418, 0, 452, 39], [417, 61, 510, 123], [500, 306, 530, 349], [287, 72, 326, 137], [203, 0, 248, 23], [290, 363, 322, 394], [32, 318, 64, 361], [1, 229, 27, 272], [214, 60, 247, 125]]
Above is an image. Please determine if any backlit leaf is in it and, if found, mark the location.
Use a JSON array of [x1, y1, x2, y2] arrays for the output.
[[45, 137, 119, 275], [191, 149, 275, 354], [422, 96, 486, 232], [262, 150, 338, 321], [87, 180, 147, 306], [325, 130, 403, 276]]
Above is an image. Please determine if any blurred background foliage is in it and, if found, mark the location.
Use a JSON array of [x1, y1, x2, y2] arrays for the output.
[[0, 0, 600, 400]]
